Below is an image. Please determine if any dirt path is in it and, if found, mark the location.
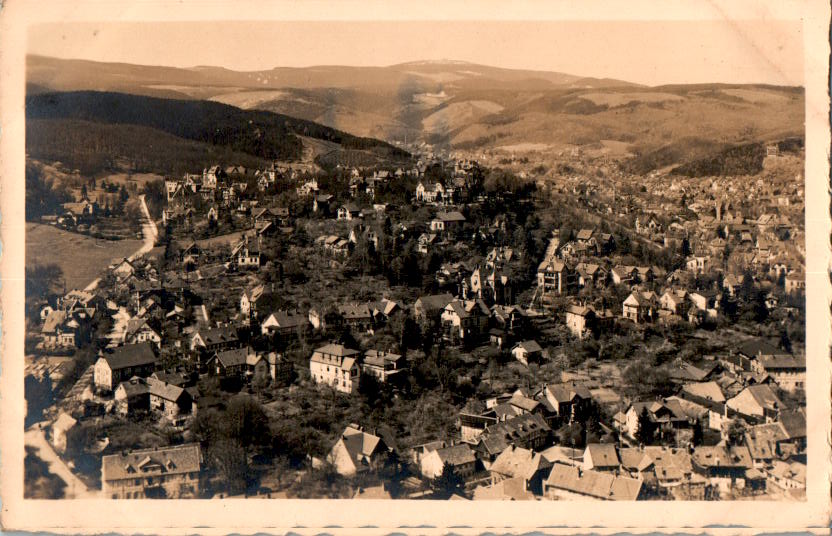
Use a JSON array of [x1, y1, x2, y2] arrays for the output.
[[81, 195, 158, 292], [24, 425, 101, 499], [128, 194, 158, 262]]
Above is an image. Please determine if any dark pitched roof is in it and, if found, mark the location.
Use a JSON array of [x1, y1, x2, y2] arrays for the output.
[[416, 293, 455, 312], [195, 327, 239, 346], [213, 347, 253, 368], [479, 413, 550, 456], [147, 377, 187, 402], [737, 338, 790, 358], [313, 343, 360, 358], [339, 426, 386, 460], [116, 377, 150, 398], [778, 409, 806, 439], [435, 211, 466, 223], [102, 443, 201, 482], [543, 382, 592, 404], [434, 444, 476, 466], [102, 343, 157, 371]]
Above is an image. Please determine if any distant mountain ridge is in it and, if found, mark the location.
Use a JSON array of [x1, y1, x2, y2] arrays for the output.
[[28, 55, 635, 93], [28, 56, 804, 173]]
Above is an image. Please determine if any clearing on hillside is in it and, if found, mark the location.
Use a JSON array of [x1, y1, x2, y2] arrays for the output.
[[26, 223, 143, 290]]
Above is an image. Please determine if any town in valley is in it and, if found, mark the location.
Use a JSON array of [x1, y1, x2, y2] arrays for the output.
[[24, 56, 806, 502]]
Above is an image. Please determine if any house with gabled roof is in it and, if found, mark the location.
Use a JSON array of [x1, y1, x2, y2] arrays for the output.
[[691, 445, 753, 488], [260, 310, 310, 338], [441, 298, 490, 345], [361, 350, 405, 383], [190, 326, 240, 355], [534, 382, 592, 425], [726, 384, 783, 423], [619, 446, 657, 479], [123, 316, 162, 347], [420, 443, 477, 480], [430, 211, 466, 235], [575, 228, 595, 243], [94, 342, 157, 392], [147, 377, 193, 419], [643, 446, 696, 488], [575, 262, 606, 288], [511, 340, 544, 366], [489, 445, 553, 495], [475, 413, 551, 463], [328, 424, 390, 476], [659, 289, 687, 316], [240, 284, 269, 323], [102, 443, 202, 499], [337, 203, 361, 221], [414, 293, 455, 327], [767, 459, 805, 491], [743, 422, 788, 467], [41, 310, 82, 349], [114, 377, 152, 415], [113, 258, 136, 280], [622, 290, 658, 323], [415, 181, 446, 204], [309, 343, 361, 394], [208, 347, 267, 380], [537, 259, 574, 295], [611, 265, 637, 285], [565, 304, 595, 339], [337, 303, 375, 332], [623, 400, 688, 439], [679, 380, 725, 408], [583, 443, 620, 472], [543, 464, 643, 501], [230, 237, 262, 267]]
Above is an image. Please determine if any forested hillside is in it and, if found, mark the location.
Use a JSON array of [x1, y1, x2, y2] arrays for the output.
[[26, 91, 410, 174]]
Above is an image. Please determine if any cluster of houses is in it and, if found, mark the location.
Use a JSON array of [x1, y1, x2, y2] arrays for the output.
[[55, 197, 100, 231], [309, 324, 805, 499], [532, 221, 802, 340], [30, 146, 807, 501], [322, 375, 805, 500], [550, 159, 805, 300], [37, 289, 103, 350], [414, 160, 482, 206]]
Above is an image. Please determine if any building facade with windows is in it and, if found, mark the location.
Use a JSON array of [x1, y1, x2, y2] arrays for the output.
[[101, 443, 201, 499]]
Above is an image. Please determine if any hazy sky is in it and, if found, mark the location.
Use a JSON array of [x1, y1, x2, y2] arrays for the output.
[[28, 20, 804, 86]]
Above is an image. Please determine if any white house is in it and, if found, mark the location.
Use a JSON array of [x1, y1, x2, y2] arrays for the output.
[[309, 343, 361, 394]]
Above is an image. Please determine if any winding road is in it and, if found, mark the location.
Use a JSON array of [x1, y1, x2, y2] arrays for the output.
[[25, 424, 100, 499], [83, 194, 158, 291], [28, 194, 158, 496]]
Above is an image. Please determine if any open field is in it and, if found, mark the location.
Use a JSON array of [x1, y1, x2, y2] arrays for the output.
[[26, 223, 143, 290], [720, 88, 792, 104], [193, 229, 250, 249], [580, 91, 684, 106]]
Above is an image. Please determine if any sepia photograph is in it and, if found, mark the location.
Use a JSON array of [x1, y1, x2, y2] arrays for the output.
[[2, 0, 830, 533]]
